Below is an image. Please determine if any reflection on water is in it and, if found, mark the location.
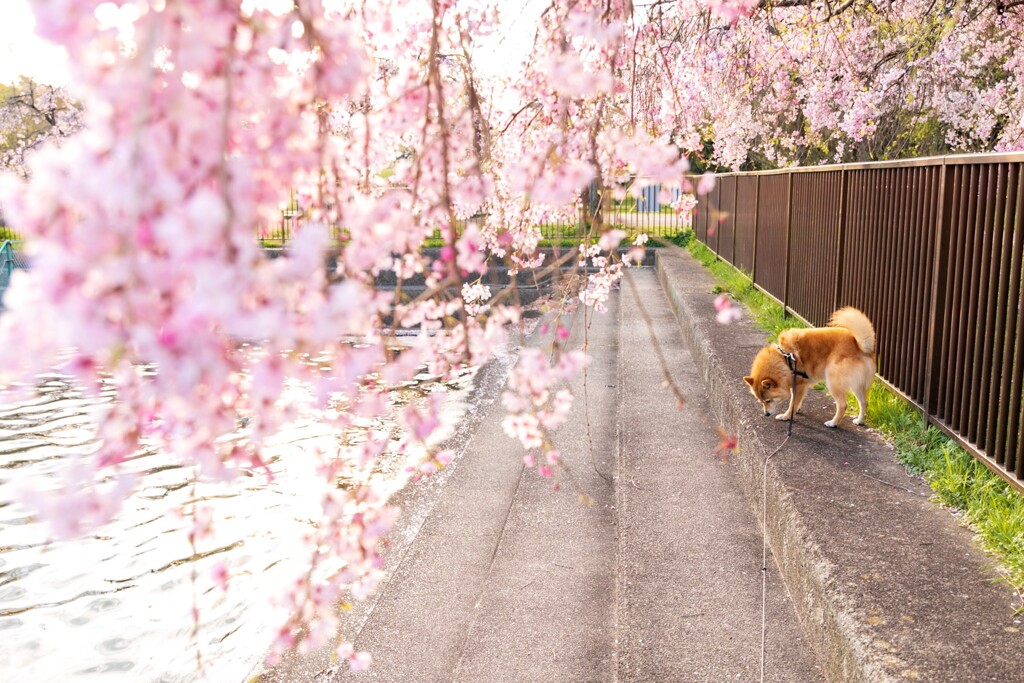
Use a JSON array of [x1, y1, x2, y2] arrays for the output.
[[0, 364, 477, 683]]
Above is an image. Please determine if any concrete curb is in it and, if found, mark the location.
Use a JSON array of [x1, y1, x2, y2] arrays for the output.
[[656, 249, 1024, 683], [615, 269, 822, 681], [656, 250, 876, 682]]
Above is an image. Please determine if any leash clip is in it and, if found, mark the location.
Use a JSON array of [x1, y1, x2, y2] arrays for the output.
[[775, 344, 809, 379]]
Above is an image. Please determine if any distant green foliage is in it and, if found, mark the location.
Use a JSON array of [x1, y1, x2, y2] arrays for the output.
[[609, 196, 676, 214]]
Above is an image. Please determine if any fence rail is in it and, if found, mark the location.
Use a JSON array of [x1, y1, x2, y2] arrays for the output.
[[694, 151, 1024, 493]]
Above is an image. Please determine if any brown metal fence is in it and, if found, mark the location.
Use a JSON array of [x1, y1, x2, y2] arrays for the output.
[[694, 152, 1024, 493]]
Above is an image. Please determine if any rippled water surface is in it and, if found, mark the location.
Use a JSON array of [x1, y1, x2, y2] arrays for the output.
[[0, 366, 477, 683]]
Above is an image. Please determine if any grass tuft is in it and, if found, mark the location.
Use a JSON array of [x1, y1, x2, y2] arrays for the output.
[[682, 236, 797, 340], [681, 230, 1024, 605]]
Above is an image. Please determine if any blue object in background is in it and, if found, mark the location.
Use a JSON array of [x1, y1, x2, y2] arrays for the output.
[[639, 184, 680, 212]]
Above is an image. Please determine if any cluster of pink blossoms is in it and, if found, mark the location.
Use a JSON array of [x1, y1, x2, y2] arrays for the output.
[[501, 347, 589, 477], [632, 0, 1024, 167], [0, 0, 769, 674]]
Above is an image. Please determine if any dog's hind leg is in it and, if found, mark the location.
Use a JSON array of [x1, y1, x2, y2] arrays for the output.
[[852, 364, 873, 426], [852, 384, 868, 426], [824, 372, 848, 428]]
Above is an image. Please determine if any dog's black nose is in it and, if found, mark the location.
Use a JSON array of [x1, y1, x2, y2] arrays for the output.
[[763, 408, 770, 416]]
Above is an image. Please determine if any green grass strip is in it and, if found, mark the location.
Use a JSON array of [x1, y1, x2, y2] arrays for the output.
[[680, 232, 1024, 604]]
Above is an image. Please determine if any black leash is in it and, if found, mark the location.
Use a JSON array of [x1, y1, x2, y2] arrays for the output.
[[760, 346, 807, 681], [775, 344, 808, 436]]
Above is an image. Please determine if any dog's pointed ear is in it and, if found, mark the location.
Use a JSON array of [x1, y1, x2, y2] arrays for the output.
[[761, 379, 775, 390], [743, 375, 755, 387]]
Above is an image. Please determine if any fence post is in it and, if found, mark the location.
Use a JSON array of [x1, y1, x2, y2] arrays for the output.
[[712, 179, 721, 258], [751, 176, 760, 284], [0, 241, 12, 308], [1, 241, 10, 278], [703, 187, 710, 244], [782, 172, 794, 314], [833, 169, 849, 310], [731, 175, 739, 265], [923, 161, 953, 416]]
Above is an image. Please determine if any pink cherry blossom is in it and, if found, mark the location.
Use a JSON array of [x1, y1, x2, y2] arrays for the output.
[[714, 294, 743, 324], [2, 0, 1018, 676], [211, 562, 230, 592]]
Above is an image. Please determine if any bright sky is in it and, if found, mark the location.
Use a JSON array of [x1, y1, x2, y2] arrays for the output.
[[0, 0, 541, 87], [477, 0, 545, 77], [0, 0, 70, 85]]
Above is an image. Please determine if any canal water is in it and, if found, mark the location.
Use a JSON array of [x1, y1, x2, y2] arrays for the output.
[[0, 360, 481, 682]]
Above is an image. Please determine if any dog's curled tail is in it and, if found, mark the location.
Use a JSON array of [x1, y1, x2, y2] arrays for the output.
[[830, 307, 876, 354]]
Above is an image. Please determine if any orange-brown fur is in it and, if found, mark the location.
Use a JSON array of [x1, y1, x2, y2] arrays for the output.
[[743, 307, 876, 428]]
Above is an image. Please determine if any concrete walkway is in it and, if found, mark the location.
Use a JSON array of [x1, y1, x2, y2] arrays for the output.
[[617, 270, 820, 682], [259, 252, 1024, 683], [321, 268, 820, 682]]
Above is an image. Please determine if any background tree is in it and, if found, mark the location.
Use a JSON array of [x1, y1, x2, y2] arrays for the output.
[[627, 0, 1024, 169], [0, 77, 81, 178]]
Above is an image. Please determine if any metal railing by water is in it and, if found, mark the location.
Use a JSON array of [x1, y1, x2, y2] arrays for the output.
[[0, 240, 14, 309], [258, 181, 690, 247], [0, 241, 29, 311], [694, 151, 1024, 493]]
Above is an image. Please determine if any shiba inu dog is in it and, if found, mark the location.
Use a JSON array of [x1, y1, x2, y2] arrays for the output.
[[744, 307, 876, 428]]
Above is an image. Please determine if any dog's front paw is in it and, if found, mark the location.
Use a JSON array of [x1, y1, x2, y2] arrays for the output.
[[824, 419, 838, 428], [853, 417, 865, 426], [775, 413, 791, 421]]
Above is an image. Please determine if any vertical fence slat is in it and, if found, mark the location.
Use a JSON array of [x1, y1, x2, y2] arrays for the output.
[[992, 166, 1023, 466], [711, 181, 722, 254], [895, 167, 917, 394], [877, 168, 895, 379], [914, 166, 932, 402], [732, 176, 739, 263], [877, 168, 892, 380], [909, 166, 930, 401], [916, 166, 939, 403], [752, 177, 760, 281], [957, 165, 991, 437], [823, 174, 836, 323], [936, 164, 963, 418], [1009, 169, 1024, 480], [782, 172, 794, 312], [850, 172, 865, 319], [834, 170, 848, 311], [890, 167, 905, 383], [976, 165, 1009, 453], [948, 165, 978, 426], [988, 164, 1018, 459]]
